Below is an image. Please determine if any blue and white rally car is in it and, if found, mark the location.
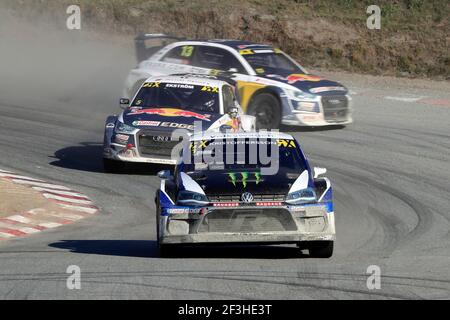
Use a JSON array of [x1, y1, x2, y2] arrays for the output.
[[125, 34, 352, 129], [155, 131, 335, 257]]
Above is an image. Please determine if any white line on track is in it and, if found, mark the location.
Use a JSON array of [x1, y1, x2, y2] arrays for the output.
[[31, 187, 86, 198], [385, 96, 426, 102], [11, 179, 72, 190], [58, 204, 98, 214], [42, 193, 93, 204]]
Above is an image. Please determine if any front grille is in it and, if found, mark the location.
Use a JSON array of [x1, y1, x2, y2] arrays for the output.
[[138, 131, 180, 157], [321, 95, 349, 122], [197, 208, 297, 233], [208, 194, 286, 203]]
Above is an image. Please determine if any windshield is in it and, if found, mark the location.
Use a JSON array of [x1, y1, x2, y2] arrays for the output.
[[243, 52, 304, 75], [131, 82, 220, 113], [182, 138, 306, 173]]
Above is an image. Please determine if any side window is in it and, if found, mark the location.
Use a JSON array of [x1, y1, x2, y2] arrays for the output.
[[192, 46, 247, 73], [161, 45, 195, 65], [222, 85, 236, 112]]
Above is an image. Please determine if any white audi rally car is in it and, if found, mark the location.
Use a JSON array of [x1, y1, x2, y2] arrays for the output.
[[103, 74, 255, 172], [124, 34, 352, 129]]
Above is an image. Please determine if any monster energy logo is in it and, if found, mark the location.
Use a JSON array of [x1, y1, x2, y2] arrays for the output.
[[227, 172, 261, 188]]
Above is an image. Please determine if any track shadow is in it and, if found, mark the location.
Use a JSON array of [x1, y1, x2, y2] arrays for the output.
[[281, 124, 346, 133], [49, 240, 308, 259], [49, 142, 172, 175]]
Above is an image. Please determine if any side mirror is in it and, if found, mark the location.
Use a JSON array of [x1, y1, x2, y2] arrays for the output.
[[313, 167, 327, 179], [157, 170, 173, 180], [119, 98, 130, 109]]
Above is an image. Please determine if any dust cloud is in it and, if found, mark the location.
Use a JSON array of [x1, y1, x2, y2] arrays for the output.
[[0, 7, 135, 114]]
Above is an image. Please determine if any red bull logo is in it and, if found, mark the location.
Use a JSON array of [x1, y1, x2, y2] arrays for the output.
[[286, 74, 322, 84], [128, 108, 211, 121]]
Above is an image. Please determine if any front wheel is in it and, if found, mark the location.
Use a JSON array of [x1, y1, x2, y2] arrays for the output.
[[247, 93, 281, 129], [308, 241, 334, 258]]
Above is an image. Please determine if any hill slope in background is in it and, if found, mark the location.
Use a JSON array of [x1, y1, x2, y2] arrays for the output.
[[2, 0, 449, 79]]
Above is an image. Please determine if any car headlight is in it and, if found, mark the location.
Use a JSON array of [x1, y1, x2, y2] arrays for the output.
[[286, 188, 317, 204], [177, 190, 210, 206], [116, 121, 136, 134], [285, 89, 317, 101]]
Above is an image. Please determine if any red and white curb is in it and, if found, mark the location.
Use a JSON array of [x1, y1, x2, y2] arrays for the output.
[[0, 169, 99, 240]]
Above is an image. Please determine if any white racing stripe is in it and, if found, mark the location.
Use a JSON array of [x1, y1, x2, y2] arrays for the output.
[[59, 204, 98, 214], [0, 232, 15, 238], [0, 173, 45, 182], [38, 222, 63, 228], [11, 179, 72, 190], [17, 227, 41, 234], [32, 187, 85, 198], [49, 212, 85, 221], [42, 193, 93, 204], [5, 215, 31, 224]]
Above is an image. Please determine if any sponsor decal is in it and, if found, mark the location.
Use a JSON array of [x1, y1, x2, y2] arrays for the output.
[[142, 82, 160, 88], [165, 83, 194, 89], [277, 139, 296, 148], [302, 115, 321, 121], [167, 208, 206, 214], [228, 172, 261, 188], [132, 120, 161, 126], [106, 123, 115, 129], [239, 49, 255, 55], [256, 202, 282, 206], [267, 73, 322, 84], [127, 108, 211, 121], [309, 86, 347, 94], [201, 86, 219, 93], [152, 136, 171, 142], [160, 122, 194, 130]]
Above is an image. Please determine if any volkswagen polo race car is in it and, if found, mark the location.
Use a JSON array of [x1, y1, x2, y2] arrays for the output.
[[125, 34, 352, 129], [103, 74, 255, 172], [155, 131, 335, 257]]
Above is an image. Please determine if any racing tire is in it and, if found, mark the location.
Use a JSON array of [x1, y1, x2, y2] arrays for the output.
[[155, 198, 177, 257], [308, 241, 334, 258], [248, 93, 281, 129], [102, 158, 125, 173]]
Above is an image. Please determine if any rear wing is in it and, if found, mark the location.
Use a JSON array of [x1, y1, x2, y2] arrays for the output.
[[135, 33, 185, 63]]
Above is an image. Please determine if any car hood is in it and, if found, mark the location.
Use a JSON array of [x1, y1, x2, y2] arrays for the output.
[[261, 72, 348, 95], [184, 169, 309, 196], [122, 107, 224, 130]]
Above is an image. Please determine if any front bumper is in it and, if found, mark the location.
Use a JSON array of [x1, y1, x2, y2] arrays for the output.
[[281, 94, 353, 127], [103, 144, 177, 165], [159, 204, 336, 245]]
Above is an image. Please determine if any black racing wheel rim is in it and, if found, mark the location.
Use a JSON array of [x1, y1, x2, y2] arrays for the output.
[[253, 102, 276, 129]]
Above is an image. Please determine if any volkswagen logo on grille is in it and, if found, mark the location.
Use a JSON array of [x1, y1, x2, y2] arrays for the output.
[[152, 136, 170, 142], [241, 192, 254, 203]]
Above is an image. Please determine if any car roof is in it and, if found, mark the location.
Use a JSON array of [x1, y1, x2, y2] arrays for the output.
[[182, 39, 274, 52], [145, 74, 231, 87], [190, 131, 295, 141]]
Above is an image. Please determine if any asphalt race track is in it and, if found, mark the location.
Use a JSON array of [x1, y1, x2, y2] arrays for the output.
[[0, 25, 449, 299]]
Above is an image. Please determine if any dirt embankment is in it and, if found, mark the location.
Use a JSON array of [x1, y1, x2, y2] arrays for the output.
[[1, 0, 449, 79]]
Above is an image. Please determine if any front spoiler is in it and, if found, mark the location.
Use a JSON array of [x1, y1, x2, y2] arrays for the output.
[[161, 232, 335, 245]]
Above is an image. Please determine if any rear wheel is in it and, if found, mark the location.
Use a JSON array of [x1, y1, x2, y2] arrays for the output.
[[308, 241, 334, 258], [102, 158, 125, 173], [248, 93, 281, 129], [155, 198, 178, 257]]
